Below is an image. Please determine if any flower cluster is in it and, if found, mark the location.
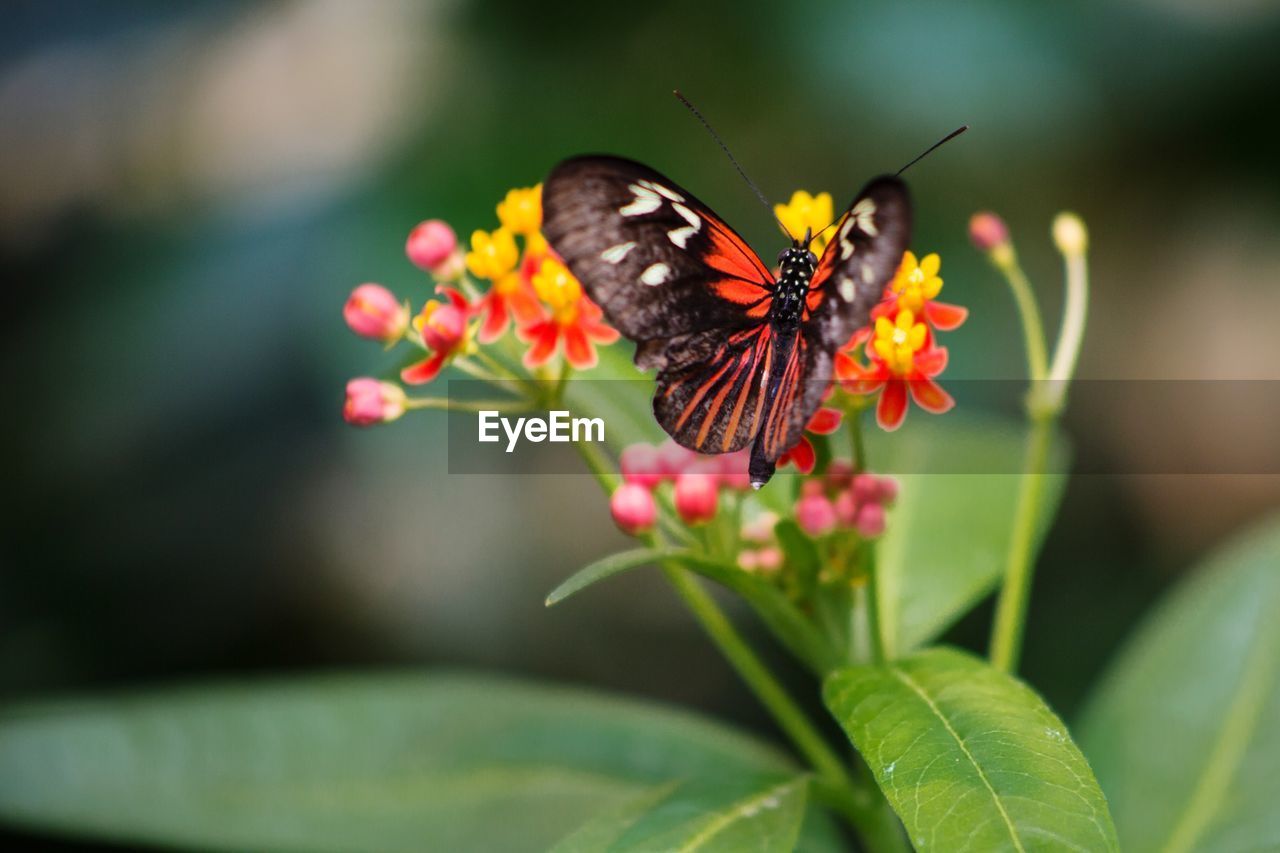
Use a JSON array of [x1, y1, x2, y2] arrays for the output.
[[611, 441, 751, 534], [794, 462, 897, 540], [342, 185, 622, 425], [836, 250, 966, 431]]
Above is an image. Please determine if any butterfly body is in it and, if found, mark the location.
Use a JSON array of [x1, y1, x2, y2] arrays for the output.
[[542, 155, 911, 487]]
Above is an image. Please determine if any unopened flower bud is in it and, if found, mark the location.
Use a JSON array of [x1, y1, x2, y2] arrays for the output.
[[852, 473, 881, 505], [344, 283, 408, 343], [854, 502, 886, 539], [755, 547, 783, 572], [1052, 212, 1088, 256], [968, 212, 1010, 252], [406, 220, 459, 273], [657, 440, 695, 480], [876, 476, 899, 505], [620, 443, 663, 489], [833, 488, 860, 527], [796, 493, 837, 537], [741, 511, 778, 543], [826, 459, 855, 488], [610, 483, 657, 536], [420, 303, 466, 353], [674, 471, 718, 525], [343, 378, 406, 426]]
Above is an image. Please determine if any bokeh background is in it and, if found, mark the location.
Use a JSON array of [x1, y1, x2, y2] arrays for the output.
[[3, 0, 1279, 842]]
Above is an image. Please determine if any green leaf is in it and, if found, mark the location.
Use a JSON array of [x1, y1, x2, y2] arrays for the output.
[[1078, 514, 1280, 852], [867, 413, 1068, 654], [551, 775, 811, 852], [548, 549, 837, 674], [0, 674, 841, 852], [824, 647, 1118, 852]]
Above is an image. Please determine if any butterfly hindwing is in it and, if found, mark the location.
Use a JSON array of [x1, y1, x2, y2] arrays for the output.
[[542, 156, 775, 343]]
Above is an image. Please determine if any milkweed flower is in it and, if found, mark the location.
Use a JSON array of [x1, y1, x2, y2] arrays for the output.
[[775, 190, 835, 254], [620, 443, 665, 489], [796, 490, 838, 537], [406, 219, 460, 276], [343, 378, 406, 426], [837, 308, 953, 431], [344, 283, 408, 343], [611, 483, 657, 536], [876, 251, 967, 331], [496, 185, 542, 236], [518, 257, 619, 369], [401, 287, 472, 385]]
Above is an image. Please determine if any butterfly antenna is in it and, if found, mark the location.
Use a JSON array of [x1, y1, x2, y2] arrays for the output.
[[896, 125, 969, 176], [674, 90, 793, 240]]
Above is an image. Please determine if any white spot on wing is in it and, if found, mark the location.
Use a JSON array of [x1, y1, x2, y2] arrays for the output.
[[851, 197, 878, 235], [639, 179, 684, 202], [601, 242, 636, 264], [667, 203, 702, 248], [620, 183, 661, 216], [640, 262, 671, 286], [838, 276, 855, 301]]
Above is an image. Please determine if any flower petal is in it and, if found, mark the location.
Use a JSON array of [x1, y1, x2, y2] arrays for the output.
[[508, 288, 543, 324], [563, 324, 597, 369], [908, 376, 955, 414], [478, 297, 509, 343], [876, 380, 909, 431], [919, 253, 941, 278], [914, 345, 949, 376], [400, 351, 447, 385], [807, 407, 843, 434], [924, 301, 968, 331], [522, 323, 559, 368], [781, 436, 816, 473]]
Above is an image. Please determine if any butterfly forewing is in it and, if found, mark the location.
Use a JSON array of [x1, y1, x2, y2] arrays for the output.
[[805, 177, 912, 350], [542, 156, 775, 342]]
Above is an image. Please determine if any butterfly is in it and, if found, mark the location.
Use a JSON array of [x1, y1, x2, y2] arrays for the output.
[[541, 156, 911, 488]]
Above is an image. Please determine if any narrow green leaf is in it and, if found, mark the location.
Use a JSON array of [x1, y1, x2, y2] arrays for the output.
[[546, 548, 681, 606], [552, 775, 810, 852], [549, 549, 837, 673], [1079, 514, 1280, 852], [825, 647, 1118, 852], [867, 414, 1068, 654], [0, 674, 842, 852]]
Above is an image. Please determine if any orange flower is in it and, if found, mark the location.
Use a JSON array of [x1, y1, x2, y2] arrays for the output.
[[477, 250, 544, 343], [836, 308, 953, 431], [517, 257, 618, 369], [873, 251, 967, 331]]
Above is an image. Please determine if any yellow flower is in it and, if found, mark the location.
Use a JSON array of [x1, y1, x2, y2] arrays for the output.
[[497, 184, 542, 236], [531, 256, 583, 323], [889, 251, 943, 315], [774, 190, 834, 254], [465, 228, 519, 280], [872, 308, 927, 375]]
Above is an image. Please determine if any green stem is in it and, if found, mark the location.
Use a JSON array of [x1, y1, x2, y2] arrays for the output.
[[864, 545, 888, 665], [848, 406, 868, 472], [403, 397, 534, 413], [988, 413, 1054, 673], [993, 251, 1050, 382]]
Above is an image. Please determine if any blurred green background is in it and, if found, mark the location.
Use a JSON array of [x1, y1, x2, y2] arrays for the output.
[[2, 0, 1279, 839]]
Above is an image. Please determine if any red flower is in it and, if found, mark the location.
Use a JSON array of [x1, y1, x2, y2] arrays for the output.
[[518, 257, 619, 369], [477, 251, 544, 343], [872, 251, 968, 332], [401, 287, 472, 385], [836, 309, 953, 431]]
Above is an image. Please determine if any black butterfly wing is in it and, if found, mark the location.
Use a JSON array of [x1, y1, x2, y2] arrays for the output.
[[543, 155, 780, 454], [804, 176, 912, 351], [542, 155, 776, 345]]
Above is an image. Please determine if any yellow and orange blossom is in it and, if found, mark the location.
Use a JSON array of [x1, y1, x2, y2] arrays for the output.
[[465, 227, 519, 280], [889, 252, 943, 315], [531, 257, 583, 324], [496, 185, 542, 236], [872, 309, 928, 375]]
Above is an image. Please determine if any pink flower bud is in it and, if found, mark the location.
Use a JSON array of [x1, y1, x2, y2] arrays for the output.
[[738, 550, 759, 570], [833, 488, 860, 526], [657, 440, 695, 480], [968, 212, 1010, 252], [755, 546, 783, 572], [343, 378, 406, 426], [801, 479, 825, 498], [854, 502, 886, 539], [674, 471, 719, 525], [421, 303, 466, 353], [741, 511, 778, 543], [852, 473, 881, 505], [796, 493, 837, 537], [610, 483, 657, 536], [406, 219, 458, 272], [826, 459, 855, 489], [876, 476, 899, 505], [344, 283, 408, 343], [620, 443, 663, 489]]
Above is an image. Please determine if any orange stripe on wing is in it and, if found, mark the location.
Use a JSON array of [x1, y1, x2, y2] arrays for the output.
[[697, 346, 754, 449], [721, 329, 771, 451], [674, 355, 735, 433]]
